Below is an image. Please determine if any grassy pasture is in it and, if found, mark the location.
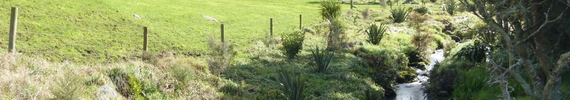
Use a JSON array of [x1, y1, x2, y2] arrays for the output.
[[0, 0, 329, 62]]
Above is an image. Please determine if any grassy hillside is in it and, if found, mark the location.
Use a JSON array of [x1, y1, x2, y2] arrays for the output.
[[1, 0, 327, 62]]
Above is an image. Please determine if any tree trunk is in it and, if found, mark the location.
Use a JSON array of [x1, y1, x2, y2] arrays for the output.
[[460, 0, 570, 99]]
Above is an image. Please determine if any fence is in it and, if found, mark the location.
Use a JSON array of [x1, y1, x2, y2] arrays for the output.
[[3, 7, 307, 61]]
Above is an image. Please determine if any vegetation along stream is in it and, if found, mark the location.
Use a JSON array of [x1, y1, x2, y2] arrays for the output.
[[390, 49, 444, 100]]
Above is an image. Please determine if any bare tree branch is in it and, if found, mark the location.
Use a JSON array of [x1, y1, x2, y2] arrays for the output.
[[558, 0, 570, 7], [489, 57, 524, 100], [524, 59, 543, 99]]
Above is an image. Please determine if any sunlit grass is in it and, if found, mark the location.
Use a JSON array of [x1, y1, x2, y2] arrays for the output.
[[0, 0, 323, 62]]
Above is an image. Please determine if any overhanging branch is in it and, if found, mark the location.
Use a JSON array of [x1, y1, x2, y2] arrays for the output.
[[516, 6, 568, 45], [542, 51, 570, 99]]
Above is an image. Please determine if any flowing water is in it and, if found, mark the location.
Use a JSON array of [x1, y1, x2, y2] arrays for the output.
[[391, 49, 445, 100]]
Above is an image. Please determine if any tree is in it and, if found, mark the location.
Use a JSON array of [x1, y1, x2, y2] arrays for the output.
[[460, 0, 570, 99], [319, 0, 345, 51]]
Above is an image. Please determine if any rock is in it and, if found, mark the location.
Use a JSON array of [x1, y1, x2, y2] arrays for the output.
[[133, 14, 141, 19], [303, 28, 315, 34], [95, 85, 120, 100], [345, 41, 363, 49], [202, 14, 219, 22]]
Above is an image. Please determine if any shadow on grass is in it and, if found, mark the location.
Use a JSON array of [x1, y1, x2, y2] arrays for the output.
[[218, 50, 386, 99]]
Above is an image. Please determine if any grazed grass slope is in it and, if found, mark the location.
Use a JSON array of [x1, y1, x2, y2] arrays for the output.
[[0, 0, 323, 62]]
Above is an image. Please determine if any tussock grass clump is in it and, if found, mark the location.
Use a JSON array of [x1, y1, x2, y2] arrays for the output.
[[391, 7, 412, 23], [277, 69, 306, 100], [108, 68, 144, 99], [451, 68, 501, 100], [52, 69, 86, 100], [166, 65, 193, 92], [1, 53, 57, 99], [311, 47, 335, 73], [0, 52, 222, 99], [365, 23, 388, 45], [282, 30, 306, 59], [206, 35, 234, 75]]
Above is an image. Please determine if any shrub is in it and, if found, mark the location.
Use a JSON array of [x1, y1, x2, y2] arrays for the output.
[[282, 30, 306, 59], [411, 33, 435, 57], [445, 0, 456, 15], [408, 12, 430, 31], [207, 35, 234, 75], [396, 68, 418, 83], [391, 7, 412, 23], [127, 74, 145, 100], [425, 61, 458, 99], [403, 0, 418, 4], [353, 47, 411, 97], [387, 0, 394, 8], [472, 23, 498, 46], [311, 47, 335, 73], [379, 0, 388, 7], [430, 0, 437, 3], [361, 8, 372, 20], [414, 6, 429, 15], [277, 69, 306, 100], [425, 59, 475, 99], [452, 40, 488, 63], [362, 89, 383, 100], [365, 23, 387, 45], [319, 0, 341, 20], [405, 48, 427, 70]]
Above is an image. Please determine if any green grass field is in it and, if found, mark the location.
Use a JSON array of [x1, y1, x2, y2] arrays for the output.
[[1, 0, 331, 62]]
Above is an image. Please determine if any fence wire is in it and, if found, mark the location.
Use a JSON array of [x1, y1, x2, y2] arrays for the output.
[[3, 12, 312, 60]]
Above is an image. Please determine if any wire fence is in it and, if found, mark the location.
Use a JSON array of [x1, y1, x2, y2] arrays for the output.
[[2, 7, 309, 61]]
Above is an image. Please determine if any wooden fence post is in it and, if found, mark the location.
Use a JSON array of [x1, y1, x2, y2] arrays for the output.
[[270, 18, 273, 37], [299, 14, 302, 31], [221, 23, 225, 43], [143, 27, 148, 51], [351, 0, 354, 9], [8, 7, 18, 53]]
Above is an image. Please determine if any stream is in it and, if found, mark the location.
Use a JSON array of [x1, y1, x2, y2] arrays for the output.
[[391, 49, 445, 100]]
